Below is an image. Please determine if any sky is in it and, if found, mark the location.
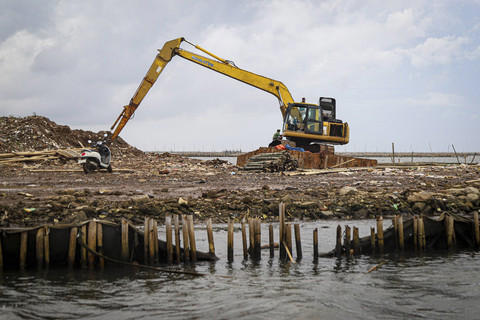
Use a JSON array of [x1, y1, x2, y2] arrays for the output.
[[1, 0, 479, 152]]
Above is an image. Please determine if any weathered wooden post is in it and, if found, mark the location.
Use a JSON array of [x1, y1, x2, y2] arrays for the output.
[[144, 217, 150, 264], [474, 211, 480, 248], [19, 231, 28, 270], [188, 215, 197, 262], [97, 223, 104, 269], [81, 225, 87, 268], [313, 228, 318, 261], [166, 216, 173, 264], [446, 215, 455, 250], [206, 218, 215, 257], [182, 215, 190, 263], [294, 223, 302, 260], [36, 227, 45, 268], [418, 216, 425, 251], [44, 226, 50, 268], [335, 225, 342, 256], [269, 224, 274, 258], [227, 219, 234, 262], [88, 221, 97, 269], [413, 216, 418, 251], [174, 215, 181, 264], [121, 219, 129, 262], [398, 216, 404, 251], [352, 227, 360, 255], [370, 227, 376, 253], [285, 223, 293, 257], [241, 220, 248, 259], [248, 218, 254, 255], [68, 227, 77, 268], [153, 220, 159, 263], [344, 225, 351, 255], [279, 203, 286, 260], [377, 217, 384, 254], [148, 218, 155, 264], [393, 215, 399, 250], [253, 219, 261, 260]]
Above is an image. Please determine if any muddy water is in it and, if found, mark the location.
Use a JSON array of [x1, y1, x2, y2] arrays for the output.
[[1, 221, 479, 319]]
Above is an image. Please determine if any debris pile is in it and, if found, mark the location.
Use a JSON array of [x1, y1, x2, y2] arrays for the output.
[[0, 115, 142, 157], [243, 151, 298, 172], [0, 149, 81, 165]]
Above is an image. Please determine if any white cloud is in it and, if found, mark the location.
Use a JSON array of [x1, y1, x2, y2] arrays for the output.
[[404, 36, 470, 67]]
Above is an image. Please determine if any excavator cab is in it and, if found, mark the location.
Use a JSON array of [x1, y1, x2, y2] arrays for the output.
[[282, 97, 349, 150]]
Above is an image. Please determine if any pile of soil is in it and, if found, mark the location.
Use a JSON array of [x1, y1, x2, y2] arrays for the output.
[[0, 115, 142, 157]]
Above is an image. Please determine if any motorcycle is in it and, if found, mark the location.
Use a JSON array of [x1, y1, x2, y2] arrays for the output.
[[78, 134, 112, 174]]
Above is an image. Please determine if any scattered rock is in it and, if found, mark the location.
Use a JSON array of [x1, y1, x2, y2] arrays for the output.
[[339, 186, 358, 196]]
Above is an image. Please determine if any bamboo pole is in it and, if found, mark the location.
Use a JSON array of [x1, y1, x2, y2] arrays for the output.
[[19, 231, 28, 270], [227, 219, 234, 262], [174, 215, 181, 264], [206, 218, 215, 257], [398, 216, 404, 251], [344, 225, 351, 255], [121, 219, 129, 262], [182, 215, 190, 263], [97, 223, 104, 269], [377, 217, 384, 254], [474, 211, 480, 248], [144, 217, 150, 264], [81, 225, 87, 268], [88, 221, 97, 269], [370, 227, 376, 253], [269, 224, 274, 258], [352, 227, 359, 255], [44, 226, 50, 267], [68, 227, 77, 268], [413, 216, 418, 251], [188, 215, 197, 263], [241, 220, 248, 259], [313, 228, 318, 261], [335, 225, 342, 257], [166, 216, 173, 264], [36, 227, 45, 268], [294, 223, 302, 260]]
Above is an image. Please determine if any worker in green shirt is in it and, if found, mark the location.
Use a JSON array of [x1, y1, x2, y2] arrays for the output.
[[269, 129, 282, 147]]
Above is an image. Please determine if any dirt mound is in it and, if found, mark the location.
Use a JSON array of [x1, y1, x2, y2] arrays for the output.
[[0, 115, 143, 156]]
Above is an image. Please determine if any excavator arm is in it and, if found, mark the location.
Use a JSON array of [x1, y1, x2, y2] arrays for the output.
[[110, 37, 295, 140]]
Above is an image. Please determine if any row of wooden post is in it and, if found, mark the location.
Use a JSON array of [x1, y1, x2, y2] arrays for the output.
[[2, 210, 480, 270]]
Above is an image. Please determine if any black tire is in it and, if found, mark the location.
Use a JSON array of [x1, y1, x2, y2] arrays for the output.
[[82, 160, 97, 174], [107, 164, 112, 173]]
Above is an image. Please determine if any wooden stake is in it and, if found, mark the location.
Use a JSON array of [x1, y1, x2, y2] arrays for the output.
[[148, 218, 155, 264], [294, 223, 302, 260], [68, 227, 77, 268], [285, 223, 293, 256], [227, 219, 234, 262], [88, 221, 97, 269], [344, 225, 351, 255], [19, 231, 28, 270], [36, 227, 45, 268], [153, 220, 159, 263], [313, 228, 318, 261], [81, 225, 87, 268], [377, 217, 384, 254], [418, 216, 425, 251], [121, 219, 129, 261], [269, 224, 274, 258], [166, 216, 173, 264], [335, 225, 342, 257], [44, 226, 50, 267], [174, 215, 181, 264], [446, 215, 454, 250], [398, 216, 404, 251], [370, 227, 376, 253], [206, 218, 215, 257], [279, 203, 286, 260], [97, 223, 104, 269], [248, 218, 254, 255], [187, 215, 197, 262], [144, 217, 150, 264], [413, 216, 418, 251], [393, 215, 399, 250], [352, 227, 359, 255], [182, 215, 190, 263], [474, 211, 480, 248], [241, 220, 248, 259]]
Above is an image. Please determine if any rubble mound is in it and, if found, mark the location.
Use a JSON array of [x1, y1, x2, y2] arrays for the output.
[[0, 115, 143, 156]]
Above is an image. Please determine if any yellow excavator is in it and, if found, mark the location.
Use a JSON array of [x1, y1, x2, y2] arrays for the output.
[[110, 37, 349, 152]]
